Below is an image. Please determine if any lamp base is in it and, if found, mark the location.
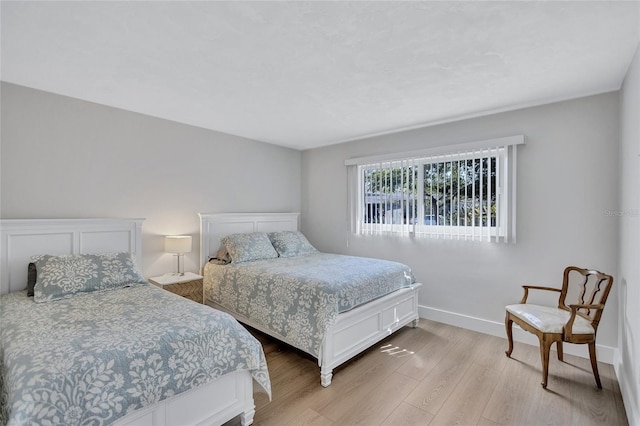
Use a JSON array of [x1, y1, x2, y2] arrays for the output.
[[172, 253, 185, 276]]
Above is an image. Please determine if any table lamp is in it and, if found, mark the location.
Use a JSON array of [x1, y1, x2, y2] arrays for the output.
[[165, 235, 192, 276]]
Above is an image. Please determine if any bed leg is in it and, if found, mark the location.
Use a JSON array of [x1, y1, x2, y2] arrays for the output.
[[411, 318, 419, 328], [320, 366, 333, 387], [240, 407, 255, 426]]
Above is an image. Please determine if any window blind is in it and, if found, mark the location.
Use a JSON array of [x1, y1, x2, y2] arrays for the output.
[[346, 135, 524, 242]]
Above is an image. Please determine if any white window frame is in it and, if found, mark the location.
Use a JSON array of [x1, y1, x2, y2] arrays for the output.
[[345, 135, 525, 243]]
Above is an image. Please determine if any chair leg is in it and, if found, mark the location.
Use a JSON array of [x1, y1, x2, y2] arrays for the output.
[[505, 313, 514, 358], [556, 340, 563, 361], [539, 335, 554, 389], [588, 342, 602, 389]]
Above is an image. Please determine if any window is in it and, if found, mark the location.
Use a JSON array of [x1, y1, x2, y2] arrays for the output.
[[346, 135, 524, 242]]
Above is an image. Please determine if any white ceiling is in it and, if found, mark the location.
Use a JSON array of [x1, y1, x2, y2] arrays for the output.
[[2, 1, 639, 150]]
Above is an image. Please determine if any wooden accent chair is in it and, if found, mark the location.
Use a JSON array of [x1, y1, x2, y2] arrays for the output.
[[505, 266, 613, 389]]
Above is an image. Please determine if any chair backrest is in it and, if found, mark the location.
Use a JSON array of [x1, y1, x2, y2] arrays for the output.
[[558, 266, 614, 331]]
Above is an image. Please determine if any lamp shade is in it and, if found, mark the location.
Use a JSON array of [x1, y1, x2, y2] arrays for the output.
[[165, 235, 192, 254]]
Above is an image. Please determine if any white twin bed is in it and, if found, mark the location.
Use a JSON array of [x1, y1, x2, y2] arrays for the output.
[[0, 218, 267, 426], [199, 212, 422, 387]]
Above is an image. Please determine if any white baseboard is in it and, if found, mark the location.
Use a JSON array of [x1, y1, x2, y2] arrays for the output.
[[614, 349, 639, 426], [419, 305, 616, 365]]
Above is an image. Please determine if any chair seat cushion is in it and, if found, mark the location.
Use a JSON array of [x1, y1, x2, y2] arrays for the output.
[[506, 304, 594, 335]]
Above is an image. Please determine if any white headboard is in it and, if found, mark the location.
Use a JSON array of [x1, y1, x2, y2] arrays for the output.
[[0, 218, 144, 294], [198, 212, 299, 267]]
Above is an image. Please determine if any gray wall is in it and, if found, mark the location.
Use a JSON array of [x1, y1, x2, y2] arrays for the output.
[[0, 82, 301, 277], [1, 80, 632, 406], [301, 92, 620, 354], [618, 43, 640, 424]]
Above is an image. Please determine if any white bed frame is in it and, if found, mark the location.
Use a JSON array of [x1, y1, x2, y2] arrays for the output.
[[0, 218, 257, 426], [199, 212, 422, 387]]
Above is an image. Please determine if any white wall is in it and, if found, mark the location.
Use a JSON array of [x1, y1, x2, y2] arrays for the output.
[[301, 92, 620, 359], [618, 42, 640, 426], [0, 82, 301, 277]]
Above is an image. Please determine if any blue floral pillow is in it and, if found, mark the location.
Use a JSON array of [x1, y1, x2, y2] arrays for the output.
[[268, 231, 318, 258], [222, 232, 279, 263], [33, 252, 147, 303]]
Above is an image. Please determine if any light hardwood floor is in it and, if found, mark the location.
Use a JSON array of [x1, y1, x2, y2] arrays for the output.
[[229, 319, 628, 426]]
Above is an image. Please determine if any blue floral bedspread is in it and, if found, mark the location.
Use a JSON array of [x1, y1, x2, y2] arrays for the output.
[[0, 285, 271, 426], [203, 253, 416, 359]]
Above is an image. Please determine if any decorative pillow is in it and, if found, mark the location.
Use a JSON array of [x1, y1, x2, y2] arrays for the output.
[[221, 232, 279, 263], [33, 252, 147, 303], [27, 262, 37, 297], [268, 231, 318, 258]]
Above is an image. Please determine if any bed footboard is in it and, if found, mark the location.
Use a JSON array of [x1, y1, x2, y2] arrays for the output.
[[205, 283, 422, 388], [112, 370, 255, 426], [319, 283, 422, 387]]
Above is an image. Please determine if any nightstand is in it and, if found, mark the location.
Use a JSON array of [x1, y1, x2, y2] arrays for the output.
[[148, 272, 204, 304]]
